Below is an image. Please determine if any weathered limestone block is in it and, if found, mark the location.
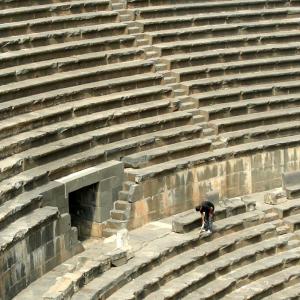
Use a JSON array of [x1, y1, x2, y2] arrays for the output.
[[264, 188, 286, 205]]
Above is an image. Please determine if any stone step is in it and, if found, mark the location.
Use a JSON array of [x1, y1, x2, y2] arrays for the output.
[[0, 112, 195, 183], [265, 281, 300, 299], [0, 59, 156, 103], [0, 47, 146, 86], [211, 106, 300, 134], [0, 0, 110, 11], [114, 200, 131, 210], [222, 264, 300, 300], [165, 41, 300, 70], [102, 227, 118, 238], [0, 11, 119, 38], [122, 138, 212, 168], [0, 23, 128, 53], [0, 112, 193, 204], [219, 120, 300, 147], [173, 54, 300, 83], [284, 214, 300, 231], [165, 246, 300, 300], [129, 0, 296, 13], [0, 34, 136, 70], [109, 233, 293, 300], [0, 83, 171, 122], [156, 29, 300, 57], [110, 209, 128, 221], [72, 208, 278, 300], [0, 96, 170, 144], [137, 7, 300, 33], [0, 72, 164, 129], [149, 17, 300, 45], [185, 67, 300, 95], [199, 92, 300, 121], [125, 133, 300, 183], [105, 219, 128, 230]]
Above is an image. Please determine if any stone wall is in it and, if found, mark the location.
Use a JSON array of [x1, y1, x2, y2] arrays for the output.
[[0, 208, 80, 299], [126, 145, 300, 229]]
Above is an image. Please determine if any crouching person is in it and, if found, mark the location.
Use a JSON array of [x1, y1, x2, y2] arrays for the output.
[[195, 200, 215, 233]]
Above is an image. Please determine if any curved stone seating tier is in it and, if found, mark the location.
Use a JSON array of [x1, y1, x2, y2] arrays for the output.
[[0, 110, 193, 203], [71, 208, 283, 300], [219, 121, 300, 147], [0, 35, 137, 70], [0, 23, 128, 53], [163, 42, 300, 70], [0, 11, 120, 38], [0, 48, 146, 86], [0, 0, 111, 23], [264, 281, 300, 299], [146, 18, 300, 45], [220, 265, 300, 300], [126, 134, 300, 183], [155, 30, 300, 56], [133, 8, 300, 33], [0, 0, 88, 10], [184, 68, 300, 95], [170, 55, 300, 83], [127, 0, 298, 10], [211, 107, 300, 134], [182, 248, 300, 300], [0, 60, 156, 103]]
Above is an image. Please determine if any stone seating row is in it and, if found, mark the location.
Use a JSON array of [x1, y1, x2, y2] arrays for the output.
[[126, 134, 300, 183], [0, 109, 199, 184], [199, 93, 300, 121], [163, 42, 300, 71], [171, 54, 300, 83], [211, 107, 300, 134], [265, 281, 300, 299], [72, 208, 288, 300], [0, 86, 173, 158], [0, 0, 84, 10], [0, 47, 145, 86], [0, 34, 137, 70], [132, 7, 300, 33], [0, 11, 120, 39], [122, 138, 211, 168], [0, 110, 194, 206], [156, 29, 300, 57], [0, 0, 111, 23], [184, 67, 300, 95], [0, 72, 164, 123], [222, 265, 300, 299], [183, 247, 300, 300], [111, 223, 287, 299], [220, 121, 300, 148], [0, 22, 127, 53], [128, 0, 299, 13], [146, 18, 300, 45], [16, 198, 250, 300], [1, 15, 299, 54], [0, 59, 156, 103]]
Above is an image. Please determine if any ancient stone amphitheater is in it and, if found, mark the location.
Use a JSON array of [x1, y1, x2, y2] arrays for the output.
[[2, 0, 300, 298]]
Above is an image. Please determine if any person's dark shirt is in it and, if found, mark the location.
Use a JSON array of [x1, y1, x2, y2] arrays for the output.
[[200, 200, 215, 214]]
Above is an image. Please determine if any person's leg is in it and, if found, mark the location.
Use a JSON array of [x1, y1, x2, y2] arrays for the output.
[[204, 210, 209, 231], [208, 215, 213, 232]]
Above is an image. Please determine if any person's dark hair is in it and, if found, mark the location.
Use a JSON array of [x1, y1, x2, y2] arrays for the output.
[[195, 205, 201, 212]]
